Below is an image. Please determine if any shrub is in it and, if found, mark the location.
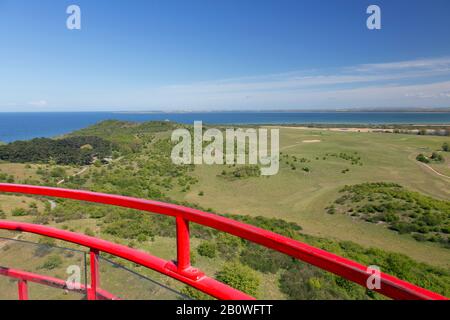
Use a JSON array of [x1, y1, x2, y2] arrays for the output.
[[431, 152, 444, 162], [11, 208, 28, 216], [197, 241, 217, 258], [443, 142, 449, 152], [216, 262, 260, 296], [416, 154, 429, 163], [327, 206, 336, 215], [240, 243, 292, 274], [216, 233, 243, 259], [39, 255, 63, 270], [84, 228, 95, 236], [279, 262, 352, 300], [181, 286, 213, 300], [136, 234, 147, 242]]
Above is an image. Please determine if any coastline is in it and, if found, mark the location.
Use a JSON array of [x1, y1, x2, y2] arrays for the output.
[[0, 111, 450, 143]]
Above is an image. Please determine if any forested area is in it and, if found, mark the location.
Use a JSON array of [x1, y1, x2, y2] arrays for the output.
[[0, 136, 113, 165]]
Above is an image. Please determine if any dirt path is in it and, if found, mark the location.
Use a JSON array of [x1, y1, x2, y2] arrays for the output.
[[57, 166, 89, 185], [417, 162, 450, 179], [409, 152, 450, 179]]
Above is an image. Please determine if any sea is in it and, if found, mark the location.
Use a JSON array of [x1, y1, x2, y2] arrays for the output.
[[1, 112, 450, 143]]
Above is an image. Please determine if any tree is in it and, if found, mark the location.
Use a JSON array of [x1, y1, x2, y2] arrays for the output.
[[418, 129, 427, 135], [443, 142, 449, 152], [416, 154, 430, 164], [431, 152, 444, 162]]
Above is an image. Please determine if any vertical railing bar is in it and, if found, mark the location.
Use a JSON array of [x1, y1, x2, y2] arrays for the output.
[[84, 251, 88, 300], [176, 216, 191, 272], [17, 279, 28, 300], [88, 248, 99, 300]]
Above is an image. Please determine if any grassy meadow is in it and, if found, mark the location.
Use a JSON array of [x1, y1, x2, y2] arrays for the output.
[[0, 121, 449, 299], [171, 127, 450, 267]]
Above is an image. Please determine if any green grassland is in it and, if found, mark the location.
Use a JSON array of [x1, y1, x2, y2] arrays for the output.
[[171, 127, 450, 267], [0, 121, 449, 299]]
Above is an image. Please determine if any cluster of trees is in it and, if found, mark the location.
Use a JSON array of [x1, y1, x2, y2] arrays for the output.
[[330, 183, 450, 247], [392, 128, 450, 136], [324, 152, 363, 166], [220, 165, 261, 179], [68, 120, 177, 153], [0, 136, 113, 165], [416, 152, 444, 164]]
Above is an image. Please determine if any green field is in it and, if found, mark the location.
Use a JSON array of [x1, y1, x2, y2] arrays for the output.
[[0, 122, 449, 299], [170, 128, 450, 267]]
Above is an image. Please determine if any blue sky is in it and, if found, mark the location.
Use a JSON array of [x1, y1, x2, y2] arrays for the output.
[[0, 0, 450, 111]]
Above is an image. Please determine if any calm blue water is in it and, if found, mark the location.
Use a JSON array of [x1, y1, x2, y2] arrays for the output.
[[0, 112, 450, 143]]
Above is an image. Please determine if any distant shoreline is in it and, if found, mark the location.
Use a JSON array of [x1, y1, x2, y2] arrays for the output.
[[0, 112, 449, 143], [1, 109, 450, 114], [113, 110, 450, 114]]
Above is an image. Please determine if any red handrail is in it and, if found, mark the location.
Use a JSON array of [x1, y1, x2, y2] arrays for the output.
[[0, 183, 447, 300], [0, 267, 118, 300]]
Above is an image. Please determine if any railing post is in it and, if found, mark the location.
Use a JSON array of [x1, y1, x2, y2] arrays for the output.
[[176, 216, 190, 271], [18, 280, 28, 300], [88, 248, 99, 300]]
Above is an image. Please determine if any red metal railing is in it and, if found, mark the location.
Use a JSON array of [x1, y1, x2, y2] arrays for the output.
[[0, 183, 447, 300], [0, 266, 118, 300]]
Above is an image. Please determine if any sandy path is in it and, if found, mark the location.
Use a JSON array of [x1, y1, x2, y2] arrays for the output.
[[417, 162, 450, 179], [265, 125, 394, 133], [57, 166, 89, 185], [409, 152, 450, 180]]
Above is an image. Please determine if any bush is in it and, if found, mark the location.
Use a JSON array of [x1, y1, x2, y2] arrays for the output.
[[431, 152, 444, 162], [216, 233, 243, 259], [197, 241, 217, 258], [443, 142, 449, 152], [240, 243, 292, 274], [327, 206, 336, 215], [216, 262, 260, 297], [84, 228, 95, 236], [11, 208, 28, 216], [279, 262, 355, 300], [416, 154, 429, 163], [230, 166, 260, 178], [181, 286, 213, 300], [39, 255, 63, 270]]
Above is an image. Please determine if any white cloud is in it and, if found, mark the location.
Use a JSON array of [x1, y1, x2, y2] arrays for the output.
[[2, 57, 450, 111], [28, 100, 48, 107], [356, 57, 450, 72], [128, 57, 450, 109]]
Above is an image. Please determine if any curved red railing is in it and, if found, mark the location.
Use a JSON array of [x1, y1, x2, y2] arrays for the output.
[[0, 183, 447, 300]]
